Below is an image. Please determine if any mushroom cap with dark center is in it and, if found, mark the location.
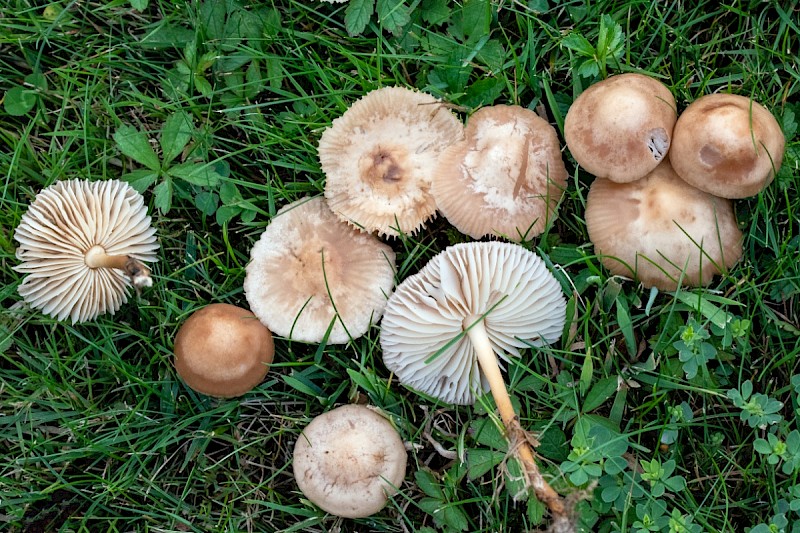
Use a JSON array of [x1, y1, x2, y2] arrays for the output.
[[669, 93, 785, 198], [380, 241, 567, 405], [173, 303, 274, 398], [585, 160, 743, 290], [564, 73, 677, 183], [13, 179, 159, 323], [319, 86, 464, 237], [244, 197, 396, 344], [293, 404, 407, 518], [433, 105, 568, 241]]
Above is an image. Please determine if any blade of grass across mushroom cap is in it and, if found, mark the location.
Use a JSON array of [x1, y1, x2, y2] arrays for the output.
[[13, 179, 159, 323], [585, 160, 743, 290], [433, 105, 568, 241], [243, 197, 396, 344], [380, 241, 568, 517], [319, 86, 464, 237]]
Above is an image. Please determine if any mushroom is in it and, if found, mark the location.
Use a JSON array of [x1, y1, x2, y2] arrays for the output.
[[585, 160, 743, 290], [380, 241, 569, 520], [564, 73, 677, 183], [243, 197, 396, 344], [293, 404, 407, 518], [318, 86, 464, 237], [432, 105, 568, 241], [13, 179, 159, 323], [173, 303, 274, 398], [669, 93, 785, 198]]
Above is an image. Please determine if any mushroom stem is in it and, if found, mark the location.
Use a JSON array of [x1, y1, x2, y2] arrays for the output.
[[465, 316, 567, 517], [84, 245, 153, 292]]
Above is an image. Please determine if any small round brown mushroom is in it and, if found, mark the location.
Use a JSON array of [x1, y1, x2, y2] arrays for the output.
[[669, 93, 785, 198], [585, 160, 743, 290], [293, 404, 407, 518], [564, 73, 677, 183], [432, 104, 568, 241], [319, 86, 464, 237], [173, 303, 274, 398], [13, 179, 159, 323]]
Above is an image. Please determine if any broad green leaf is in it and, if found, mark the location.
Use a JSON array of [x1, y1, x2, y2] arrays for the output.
[[561, 33, 594, 57], [122, 169, 159, 192], [139, 24, 196, 49], [168, 162, 222, 187], [466, 448, 504, 479], [420, 0, 450, 25], [24, 72, 47, 91], [199, 0, 226, 41], [114, 125, 160, 171], [282, 373, 323, 397], [160, 111, 194, 165], [673, 290, 734, 330], [583, 376, 619, 413], [345, 0, 374, 37], [414, 470, 443, 499], [3, 87, 37, 116], [376, 0, 409, 35], [215, 204, 242, 226], [194, 191, 218, 216], [455, 0, 491, 43], [536, 426, 568, 462], [219, 181, 242, 204], [153, 179, 173, 213], [475, 39, 505, 72], [130, 0, 148, 10], [470, 418, 506, 450], [615, 297, 636, 357]]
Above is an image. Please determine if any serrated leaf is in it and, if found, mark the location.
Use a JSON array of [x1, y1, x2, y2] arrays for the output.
[[114, 125, 160, 171], [454, 0, 491, 43], [153, 179, 173, 214], [420, 0, 450, 25], [561, 33, 595, 57], [377, 0, 410, 35], [466, 448, 504, 479], [576, 58, 600, 78], [345, 0, 374, 37], [160, 111, 194, 165], [536, 426, 568, 462], [4, 87, 37, 116], [168, 162, 222, 187], [122, 169, 159, 192], [475, 39, 505, 72], [415, 470, 443, 499]]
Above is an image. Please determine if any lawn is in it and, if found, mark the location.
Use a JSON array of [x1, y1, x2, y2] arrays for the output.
[[1, 1, 799, 532]]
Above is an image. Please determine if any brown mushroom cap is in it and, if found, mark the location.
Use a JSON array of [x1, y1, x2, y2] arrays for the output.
[[293, 404, 407, 518], [585, 160, 743, 290], [173, 303, 274, 398], [432, 105, 568, 241], [13, 179, 159, 323], [319, 86, 464, 237], [669, 93, 785, 198], [243, 197, 396, 344], [564, 73, 677, 183]]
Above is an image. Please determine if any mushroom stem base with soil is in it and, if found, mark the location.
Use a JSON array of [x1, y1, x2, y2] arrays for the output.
[[84, 245, 153, 293], [465, 315, 568, 519]]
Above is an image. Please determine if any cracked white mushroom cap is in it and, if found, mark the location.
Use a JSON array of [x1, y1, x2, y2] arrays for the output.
[[565, 73, 677, 183], [319, 86, 464, 237], [586, 160, 743, 290], [13, 179, 159, 323], [433, 105, 568, 241], [380, 241, 567, 405], [243, 197, 396, 344], [293, 404, 407, 518]]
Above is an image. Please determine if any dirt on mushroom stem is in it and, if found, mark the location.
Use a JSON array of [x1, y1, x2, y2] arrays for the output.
[[84, 245, 153, 294]]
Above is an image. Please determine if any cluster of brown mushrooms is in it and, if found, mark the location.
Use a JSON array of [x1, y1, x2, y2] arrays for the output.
[[11, 77, 786, 529], [565, 72, 785, 290]]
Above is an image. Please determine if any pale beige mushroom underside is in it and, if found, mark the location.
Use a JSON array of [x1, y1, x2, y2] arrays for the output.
[[319, 86, 464, 237], [14, 179, 159, 323], [244, 197, 396, 344]]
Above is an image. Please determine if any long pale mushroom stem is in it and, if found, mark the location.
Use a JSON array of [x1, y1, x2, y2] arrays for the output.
[[465, 316, 566, 518], [84, 245, 153, 293]]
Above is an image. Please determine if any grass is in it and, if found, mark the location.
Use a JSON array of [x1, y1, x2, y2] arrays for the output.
[[1, 0, 799, 532]]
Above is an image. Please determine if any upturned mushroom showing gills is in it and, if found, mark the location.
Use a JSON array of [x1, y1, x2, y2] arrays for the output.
[[293, 404, 407, 518], [380, 241, 569, 521], [244, 197, 396, 344], [585, 160, 743, 290], [564, 73, 677, 183], [13, 179, 159, 323], [318, 86, 464, 237], [173, 303, 274, 398], [669, 93, 785, 199], [432, 105, 568, 241]]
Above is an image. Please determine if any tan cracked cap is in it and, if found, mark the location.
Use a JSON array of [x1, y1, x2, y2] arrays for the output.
[[13, 179, 159, 323], [293, 404, 407, 518], [243, 197, 396, 344], [565, 73, 677, 183], [173, 303, 274, 398], [380, 241, 566, 405], [669, 93, 785, 199], [319, 86, 464, 237], [433, 105, 568, 241], [585, 160, 743, 290]]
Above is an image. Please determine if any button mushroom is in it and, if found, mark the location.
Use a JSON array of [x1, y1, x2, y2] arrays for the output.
[[380, 241, 569, 521], [293, 404, 407, 518], [318, 86, 464, 237], [564, 73, 677, 183], [585, 160, 743, 290], [433, 104, 568, 241], [13, 179, 159, 323], [173, 303, 274, 398], [243, 197, 396, 344], [669, 93, 785, 198]]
